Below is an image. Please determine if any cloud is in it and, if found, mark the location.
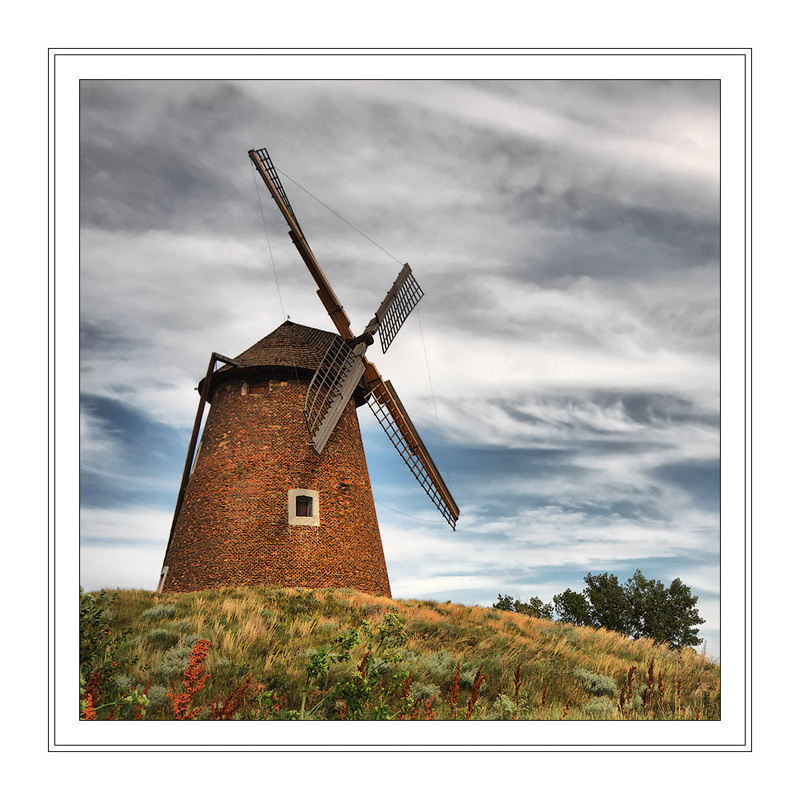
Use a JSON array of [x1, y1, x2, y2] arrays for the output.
[[80, 507, 172, 591], [75, 76, 722, 657]]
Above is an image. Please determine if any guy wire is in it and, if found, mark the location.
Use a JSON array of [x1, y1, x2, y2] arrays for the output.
[[252, 163, 288, 321], [416, 308, 451, 486], [277, 167, 404, 267]]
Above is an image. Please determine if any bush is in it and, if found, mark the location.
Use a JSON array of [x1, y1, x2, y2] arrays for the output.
[[408, 681, 441, 703], [145, 684, 168, 709], [489, 694, 518, 720], [141, 604, 176, 621], [582, 696, 618, 718], [414, 650, 458, 684], [158, 645, 194, 678], [574, 667, 617, 697], [493, 594, 554, 620]]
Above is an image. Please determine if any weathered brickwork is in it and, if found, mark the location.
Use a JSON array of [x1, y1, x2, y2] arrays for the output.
[[162, 323, 391, 597]]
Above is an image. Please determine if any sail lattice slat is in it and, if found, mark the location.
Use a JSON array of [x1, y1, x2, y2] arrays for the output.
[[304, 338, 366, 453], [377, 268, 424, 353], [367, 380, 458, 530], [251, 148, 305, 239]]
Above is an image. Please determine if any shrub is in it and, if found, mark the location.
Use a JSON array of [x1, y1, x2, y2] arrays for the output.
[[145, 684, 168, 709], [493, 594, 554, 620], [489, 694, 517, 720], [408, 681, 441, 703], [158, 645, 194, 677], [575, 667, 617, 697], [459, 664, 480, 691], [141, 604, 176, 621], [582, 696, 618, 718], [414, 650, 458, 684]]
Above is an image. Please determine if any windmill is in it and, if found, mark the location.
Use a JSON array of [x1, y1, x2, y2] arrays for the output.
[[157, 147, 458, 596]]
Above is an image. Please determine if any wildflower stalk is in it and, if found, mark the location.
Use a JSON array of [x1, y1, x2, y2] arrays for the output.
[[448, 664, 461, 720], [513, 663, 522, 721], [399, 676, 412, 721], [466, 667, 486, 720], [626, 666, 636, 720], [168, 639, 212, 720], [211, 676, 252, 720]]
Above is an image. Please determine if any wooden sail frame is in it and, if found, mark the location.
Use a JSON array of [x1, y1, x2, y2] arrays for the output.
[[249, 146, 459, 529]]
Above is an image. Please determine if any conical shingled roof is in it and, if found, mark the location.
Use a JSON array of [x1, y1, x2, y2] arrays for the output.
[[227, 320, 339, 371]]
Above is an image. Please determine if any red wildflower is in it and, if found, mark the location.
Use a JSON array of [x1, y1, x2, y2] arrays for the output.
[[81, 669, 102, 721], [210, 676, 251, 721], [168, 639, 212, 720], [466, 667, 486, 720]]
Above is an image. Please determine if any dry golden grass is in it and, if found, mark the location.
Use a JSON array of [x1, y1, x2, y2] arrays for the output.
[[88, 585, 719, 721]]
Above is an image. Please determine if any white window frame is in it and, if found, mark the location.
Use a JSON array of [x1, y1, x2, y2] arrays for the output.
[[288, 489, 320, 526]]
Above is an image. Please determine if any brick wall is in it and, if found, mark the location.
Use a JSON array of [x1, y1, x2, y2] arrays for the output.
[[162, 374, 391, 596]]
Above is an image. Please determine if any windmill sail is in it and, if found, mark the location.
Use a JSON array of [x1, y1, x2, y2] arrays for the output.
[[365, 264, 424, 353], [305, 338, 367, 453], [249, 148, 354, 340], [251, 145, 458, 528], [250, 147, 306, 240], [367, 377, 459, 530]]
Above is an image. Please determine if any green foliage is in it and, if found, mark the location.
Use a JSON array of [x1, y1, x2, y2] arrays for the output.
[[141, 604, 176, 621], [80, 589, 127, 670], [408, 681, 441, 703], [574, 667, 617, 697], [551, 570, 705, 650], [583, 573, 628, 632], [79, 589, 148, 720], [552, 588, 594, 627], [489, 694, 518, 720], [582, 696, 618, 718], [493, 594, 554, 620], [299, 614, 411, 720], [144, 683, 169, 709], [279, 590, 321, 620], [157, 644, 194, 677]]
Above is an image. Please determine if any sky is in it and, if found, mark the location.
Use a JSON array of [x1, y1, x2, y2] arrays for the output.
[[77, 76, 722, 658]]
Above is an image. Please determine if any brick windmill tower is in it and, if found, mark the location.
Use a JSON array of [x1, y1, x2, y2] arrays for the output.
[[158, 147, 458, 596]]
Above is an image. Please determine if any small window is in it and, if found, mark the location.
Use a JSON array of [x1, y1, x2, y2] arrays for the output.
[[296, 495, 314, 517], [288, 489, 320, 526]]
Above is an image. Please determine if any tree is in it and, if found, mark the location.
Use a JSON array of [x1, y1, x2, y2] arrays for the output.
[[552, 588, 594, 628], [583, 572, 631, 634], [493, 594, 554, 621], [661, 577, 705, 649], [552, 570, 705, 650], [623, 570, 705, 648]]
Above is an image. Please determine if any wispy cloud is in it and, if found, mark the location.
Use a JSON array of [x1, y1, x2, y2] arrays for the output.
[[77, 76, 721, 656]]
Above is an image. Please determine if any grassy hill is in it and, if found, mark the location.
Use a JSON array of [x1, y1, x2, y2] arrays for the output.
[[79, 585, 720, 721]]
